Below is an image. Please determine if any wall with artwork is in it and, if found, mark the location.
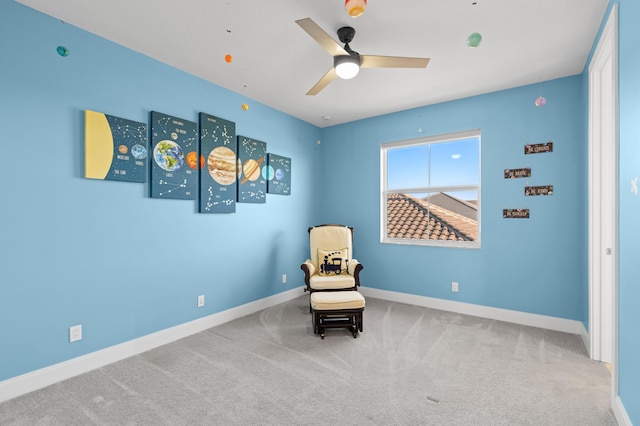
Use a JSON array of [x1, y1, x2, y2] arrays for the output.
[[0, 1, 321, 382], [5, 4, 639, 422]]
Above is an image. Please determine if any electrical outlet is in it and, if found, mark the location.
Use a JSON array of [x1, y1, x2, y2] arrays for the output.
[[69, 325, 82, 342], [197, 295, 205, 307], [452, 282, 459, 292], [282, 274, 287, 284]]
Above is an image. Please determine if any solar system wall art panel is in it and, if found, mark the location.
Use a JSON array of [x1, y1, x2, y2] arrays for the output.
[[199, 113, 237, 213], [237, 136, 266, 203], [150, 111, 198, 200], [84, 110, 147, 182], [266, 153, 291, 195]]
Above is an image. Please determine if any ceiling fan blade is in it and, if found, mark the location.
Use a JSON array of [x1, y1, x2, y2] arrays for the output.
[[306, 68, 337, 96], [360, 55, 430, 69], [296, 18, 349, 57]]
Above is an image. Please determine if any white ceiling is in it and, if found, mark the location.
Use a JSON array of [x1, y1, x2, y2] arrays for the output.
[[17, 0, 608, 128]]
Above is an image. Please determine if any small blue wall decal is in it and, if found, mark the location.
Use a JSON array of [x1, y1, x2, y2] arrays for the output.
[[56, 45, 69, 57]]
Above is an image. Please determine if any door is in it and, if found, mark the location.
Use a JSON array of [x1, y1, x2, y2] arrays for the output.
[[588, 6, 617, 367]]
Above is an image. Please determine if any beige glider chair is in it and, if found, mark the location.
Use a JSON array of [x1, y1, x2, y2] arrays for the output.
[[301, 224, 364, 300]]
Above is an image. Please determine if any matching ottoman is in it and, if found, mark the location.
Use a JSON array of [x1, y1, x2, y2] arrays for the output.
[[310, 291, 365, 339]]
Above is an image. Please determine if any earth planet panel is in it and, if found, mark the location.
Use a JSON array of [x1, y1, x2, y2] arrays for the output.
[[153, 140, 184, 172]]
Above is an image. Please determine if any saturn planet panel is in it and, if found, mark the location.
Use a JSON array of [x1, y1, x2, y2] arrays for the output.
[[199, 112, 237, 213], [237, 135, 266, 203], [84, 110, 147, 182], [150, 111, 198, 200]]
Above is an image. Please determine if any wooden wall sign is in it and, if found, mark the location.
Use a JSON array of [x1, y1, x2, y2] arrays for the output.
[[503, 209, 530, 218], [524, 141, 553, 154], [504, 168, 531, 179], [525, 185, 553, 196]]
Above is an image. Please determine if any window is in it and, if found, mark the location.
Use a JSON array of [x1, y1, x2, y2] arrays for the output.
[[380, 129, 480, 248]]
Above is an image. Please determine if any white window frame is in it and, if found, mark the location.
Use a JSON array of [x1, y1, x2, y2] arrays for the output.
[[380, 129, 481, 248]]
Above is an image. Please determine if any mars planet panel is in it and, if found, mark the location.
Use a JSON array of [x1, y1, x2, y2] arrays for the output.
[[186, 151, 201, 170]]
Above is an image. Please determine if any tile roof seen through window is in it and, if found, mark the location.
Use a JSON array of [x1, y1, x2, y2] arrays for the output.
[[387, 193, 478, 242], [423, 192, 478, 220]]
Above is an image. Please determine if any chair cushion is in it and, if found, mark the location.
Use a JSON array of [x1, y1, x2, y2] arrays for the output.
[[309, 226, 352, 269], [311, 291, 365, 310], [309, 274, 355, 290], [317, 248, 349, 275]]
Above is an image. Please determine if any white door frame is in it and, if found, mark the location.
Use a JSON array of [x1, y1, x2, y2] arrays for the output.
[[588, 0, 618, 393]]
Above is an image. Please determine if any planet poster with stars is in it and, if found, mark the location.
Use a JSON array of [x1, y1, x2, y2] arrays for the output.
[[84, 110, 147, 182], [237, 135, 266, 203], [199, 112, 237, 213], [266, 153, 291, 195], [150, 111, 198, 200]]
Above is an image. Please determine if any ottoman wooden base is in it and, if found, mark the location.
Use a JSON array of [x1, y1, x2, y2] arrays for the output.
[[310, 292, 365, 339]]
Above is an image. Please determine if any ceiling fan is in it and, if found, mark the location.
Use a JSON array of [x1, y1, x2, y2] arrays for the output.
[[295, 18, 430, 96]]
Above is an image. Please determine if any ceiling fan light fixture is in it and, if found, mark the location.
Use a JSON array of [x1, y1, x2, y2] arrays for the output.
[[334, 55, 360, 79], [345, 0, 367, 17]]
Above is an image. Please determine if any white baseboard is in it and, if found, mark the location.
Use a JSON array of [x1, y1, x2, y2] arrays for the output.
[[613, 395, 632, 426], [359, 287, 586, 335], [0, 288, 302, 404], [578, 322, 590, 354]]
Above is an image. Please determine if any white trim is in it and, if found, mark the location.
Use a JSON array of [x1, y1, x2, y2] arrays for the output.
[[579, 322, 590, 353], [588, 4, 620, 420], [588, 1, 618, 365], [612, 395, 632, 426], [359, 287, 586, 336], [0, 288, 302, 404]]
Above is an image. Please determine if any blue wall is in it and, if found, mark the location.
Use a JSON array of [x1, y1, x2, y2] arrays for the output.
[[3, 2, 637, 423], [0, 1, 321, 381], [616, 0, 640, 422], [320, 77, 587, 320]]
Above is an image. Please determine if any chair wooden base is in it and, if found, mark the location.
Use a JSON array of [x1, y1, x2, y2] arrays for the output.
[[312, 308, 364, 339]]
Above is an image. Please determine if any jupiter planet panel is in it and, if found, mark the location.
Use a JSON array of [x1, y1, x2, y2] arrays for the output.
[[199, 112, 237, 213], [208, 146, 236, 185]]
